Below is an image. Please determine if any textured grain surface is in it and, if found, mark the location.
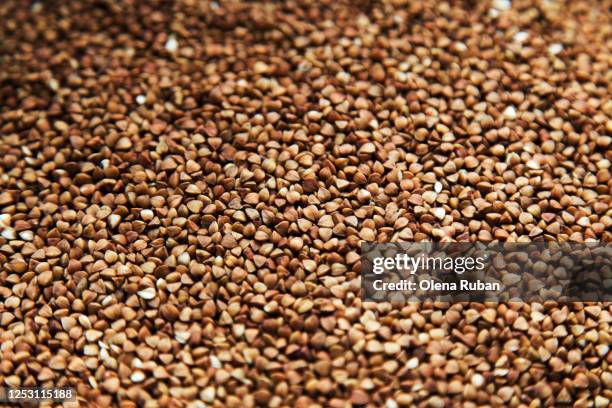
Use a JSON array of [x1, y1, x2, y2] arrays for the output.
[[0, 0, 611, 406]]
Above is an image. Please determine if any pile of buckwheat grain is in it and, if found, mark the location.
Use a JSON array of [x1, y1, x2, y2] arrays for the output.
[[0, 0, 610, 406]]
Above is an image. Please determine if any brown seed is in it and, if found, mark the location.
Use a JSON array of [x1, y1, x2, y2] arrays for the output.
[[358, 143, 376, 154], [291, 281, 307, 297], [491, 145, 505, 156], [451, 99, 466, 111], [0, 193, 13, 206], [359, 228, 376, 241], [160, 304, 179, 321], [49, 356, 66, 370], [370, 64, 385, 82], [38, 271, 53, 286], [116, 137, 132, 150], [513, 316, 529, 331], [221, 234, 238, 248], [102, 377, 120, 393], [138, 287, 156, 300], [350, 389, 369, 405]]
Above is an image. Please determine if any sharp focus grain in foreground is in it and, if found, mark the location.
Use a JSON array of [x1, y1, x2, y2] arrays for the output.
[[0, 0, 611, 407]]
